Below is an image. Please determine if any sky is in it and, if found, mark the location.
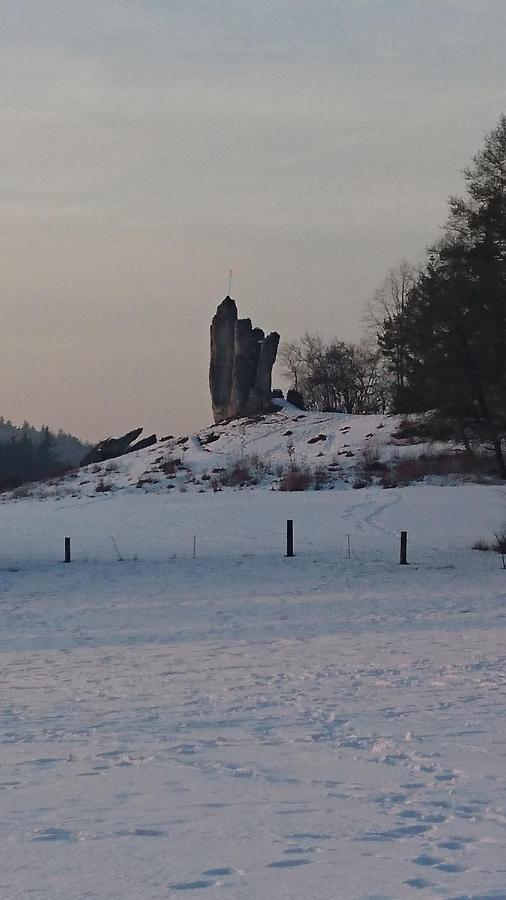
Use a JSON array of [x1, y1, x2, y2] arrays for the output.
[[1, 0, 505, 441]]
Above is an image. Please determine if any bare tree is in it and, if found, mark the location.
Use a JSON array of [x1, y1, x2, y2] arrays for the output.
[[278, 340, 305, 392], [367, 261, 416, 398], [281, 334, 383, 414]]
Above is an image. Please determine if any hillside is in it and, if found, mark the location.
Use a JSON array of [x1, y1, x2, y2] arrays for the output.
[[2, 401, 498, 503]]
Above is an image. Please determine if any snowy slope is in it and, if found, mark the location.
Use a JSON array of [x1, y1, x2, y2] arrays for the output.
[[1, 403, 478, 504]]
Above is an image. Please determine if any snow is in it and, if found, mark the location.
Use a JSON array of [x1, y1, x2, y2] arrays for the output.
[[2, 404, 473, 503], [1, 483, 506, 899], [1, 407, 506, 897]]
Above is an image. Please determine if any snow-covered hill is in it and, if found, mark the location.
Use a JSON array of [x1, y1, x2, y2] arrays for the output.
[[3, 402, 487, 503]]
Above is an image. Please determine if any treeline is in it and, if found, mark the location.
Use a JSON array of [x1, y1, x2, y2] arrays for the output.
[[0, 420, 90, 491], [281, 115, 506, 476]]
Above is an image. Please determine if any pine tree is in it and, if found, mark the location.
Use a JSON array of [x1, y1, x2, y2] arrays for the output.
[[379, 116, 506, 475]]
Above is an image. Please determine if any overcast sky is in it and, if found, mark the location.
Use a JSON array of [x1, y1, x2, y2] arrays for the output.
[[1, 0, 505, 441]]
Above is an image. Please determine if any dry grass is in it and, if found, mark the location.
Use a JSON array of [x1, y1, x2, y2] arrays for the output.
[[159, 458, 181, 476], [380, 451, 496, 487], [472, 528, 506, 563], [314, 466, 332, 490], [472, 539, 490, 552], [209, 454, 270, 489], [95, 478, 113, 493], [278, 465, 313, 492]]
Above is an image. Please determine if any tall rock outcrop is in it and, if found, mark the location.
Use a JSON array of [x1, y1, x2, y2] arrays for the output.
[[209, 297, 280, 423]]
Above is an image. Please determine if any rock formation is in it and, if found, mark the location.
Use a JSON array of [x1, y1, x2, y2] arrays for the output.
[[287, 389, 305, 410], [209, 297, 280, 423], [80, 428, 157, 467]]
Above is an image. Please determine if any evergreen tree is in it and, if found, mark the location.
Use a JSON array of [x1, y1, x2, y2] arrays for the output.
[[379, 116, 506, 476], [37, 426, 57, 476]]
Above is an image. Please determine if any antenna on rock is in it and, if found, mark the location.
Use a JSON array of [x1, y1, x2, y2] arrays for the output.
[[228, 269, 233, 296]]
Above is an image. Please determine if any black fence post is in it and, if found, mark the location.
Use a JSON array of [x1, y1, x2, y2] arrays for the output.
[[64, 537, 71, 564], [400, 531, 408, 565], [286, 520, 294, 558]]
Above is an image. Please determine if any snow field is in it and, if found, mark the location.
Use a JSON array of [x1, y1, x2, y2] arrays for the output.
[[1, 485, 506, 899]]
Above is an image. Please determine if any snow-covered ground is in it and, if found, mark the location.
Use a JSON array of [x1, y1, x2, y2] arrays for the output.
[[2, 403, 484, 504], [1, 484, 506, 899]]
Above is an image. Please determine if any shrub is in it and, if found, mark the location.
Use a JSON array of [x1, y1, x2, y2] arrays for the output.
[[12, 484, 32, 499], [211, 454, 270, 489], [95, 478, 113, 493], [472, 528, 506, 563], [359, 440, 387, 473], [494, 529, 506, 555], [278, 465, 312, 491], [314, 466, 331, 489], [218, 461, 254, 487], [472, 539, 490, 551], [160, 458, 181, 476], [391, 414, 458, 445], [136, 477, 157, 488], [380, 451, 496, 487]]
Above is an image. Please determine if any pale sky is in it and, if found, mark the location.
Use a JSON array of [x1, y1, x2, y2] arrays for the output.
[[2, 0, 505, 441]]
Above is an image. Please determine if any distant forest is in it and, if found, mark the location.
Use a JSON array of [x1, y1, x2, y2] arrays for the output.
[[0, 418, 89, 491]]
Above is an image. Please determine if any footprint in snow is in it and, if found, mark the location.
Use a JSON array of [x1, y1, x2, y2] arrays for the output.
[[283, 847, 317, 855], [438, 836, 473, 850], [404, 878, 432, 890], [267, 859, 311, 869], [132, 828, 167, 838], [360, 823, 432, 842], [286, 832, 333, 840], [202, 868, 235, 877], [413, 854, 444, 867], [32, 828, 76, 842]]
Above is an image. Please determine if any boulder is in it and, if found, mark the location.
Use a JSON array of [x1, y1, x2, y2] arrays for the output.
[[209, 297, 280, 423], [80, 428, 157, 466], [127, 434, 157, 454], [287, 389, 305, 410]]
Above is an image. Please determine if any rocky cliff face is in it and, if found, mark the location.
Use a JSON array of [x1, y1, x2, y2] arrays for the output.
[[209, 297, 280, 423]]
